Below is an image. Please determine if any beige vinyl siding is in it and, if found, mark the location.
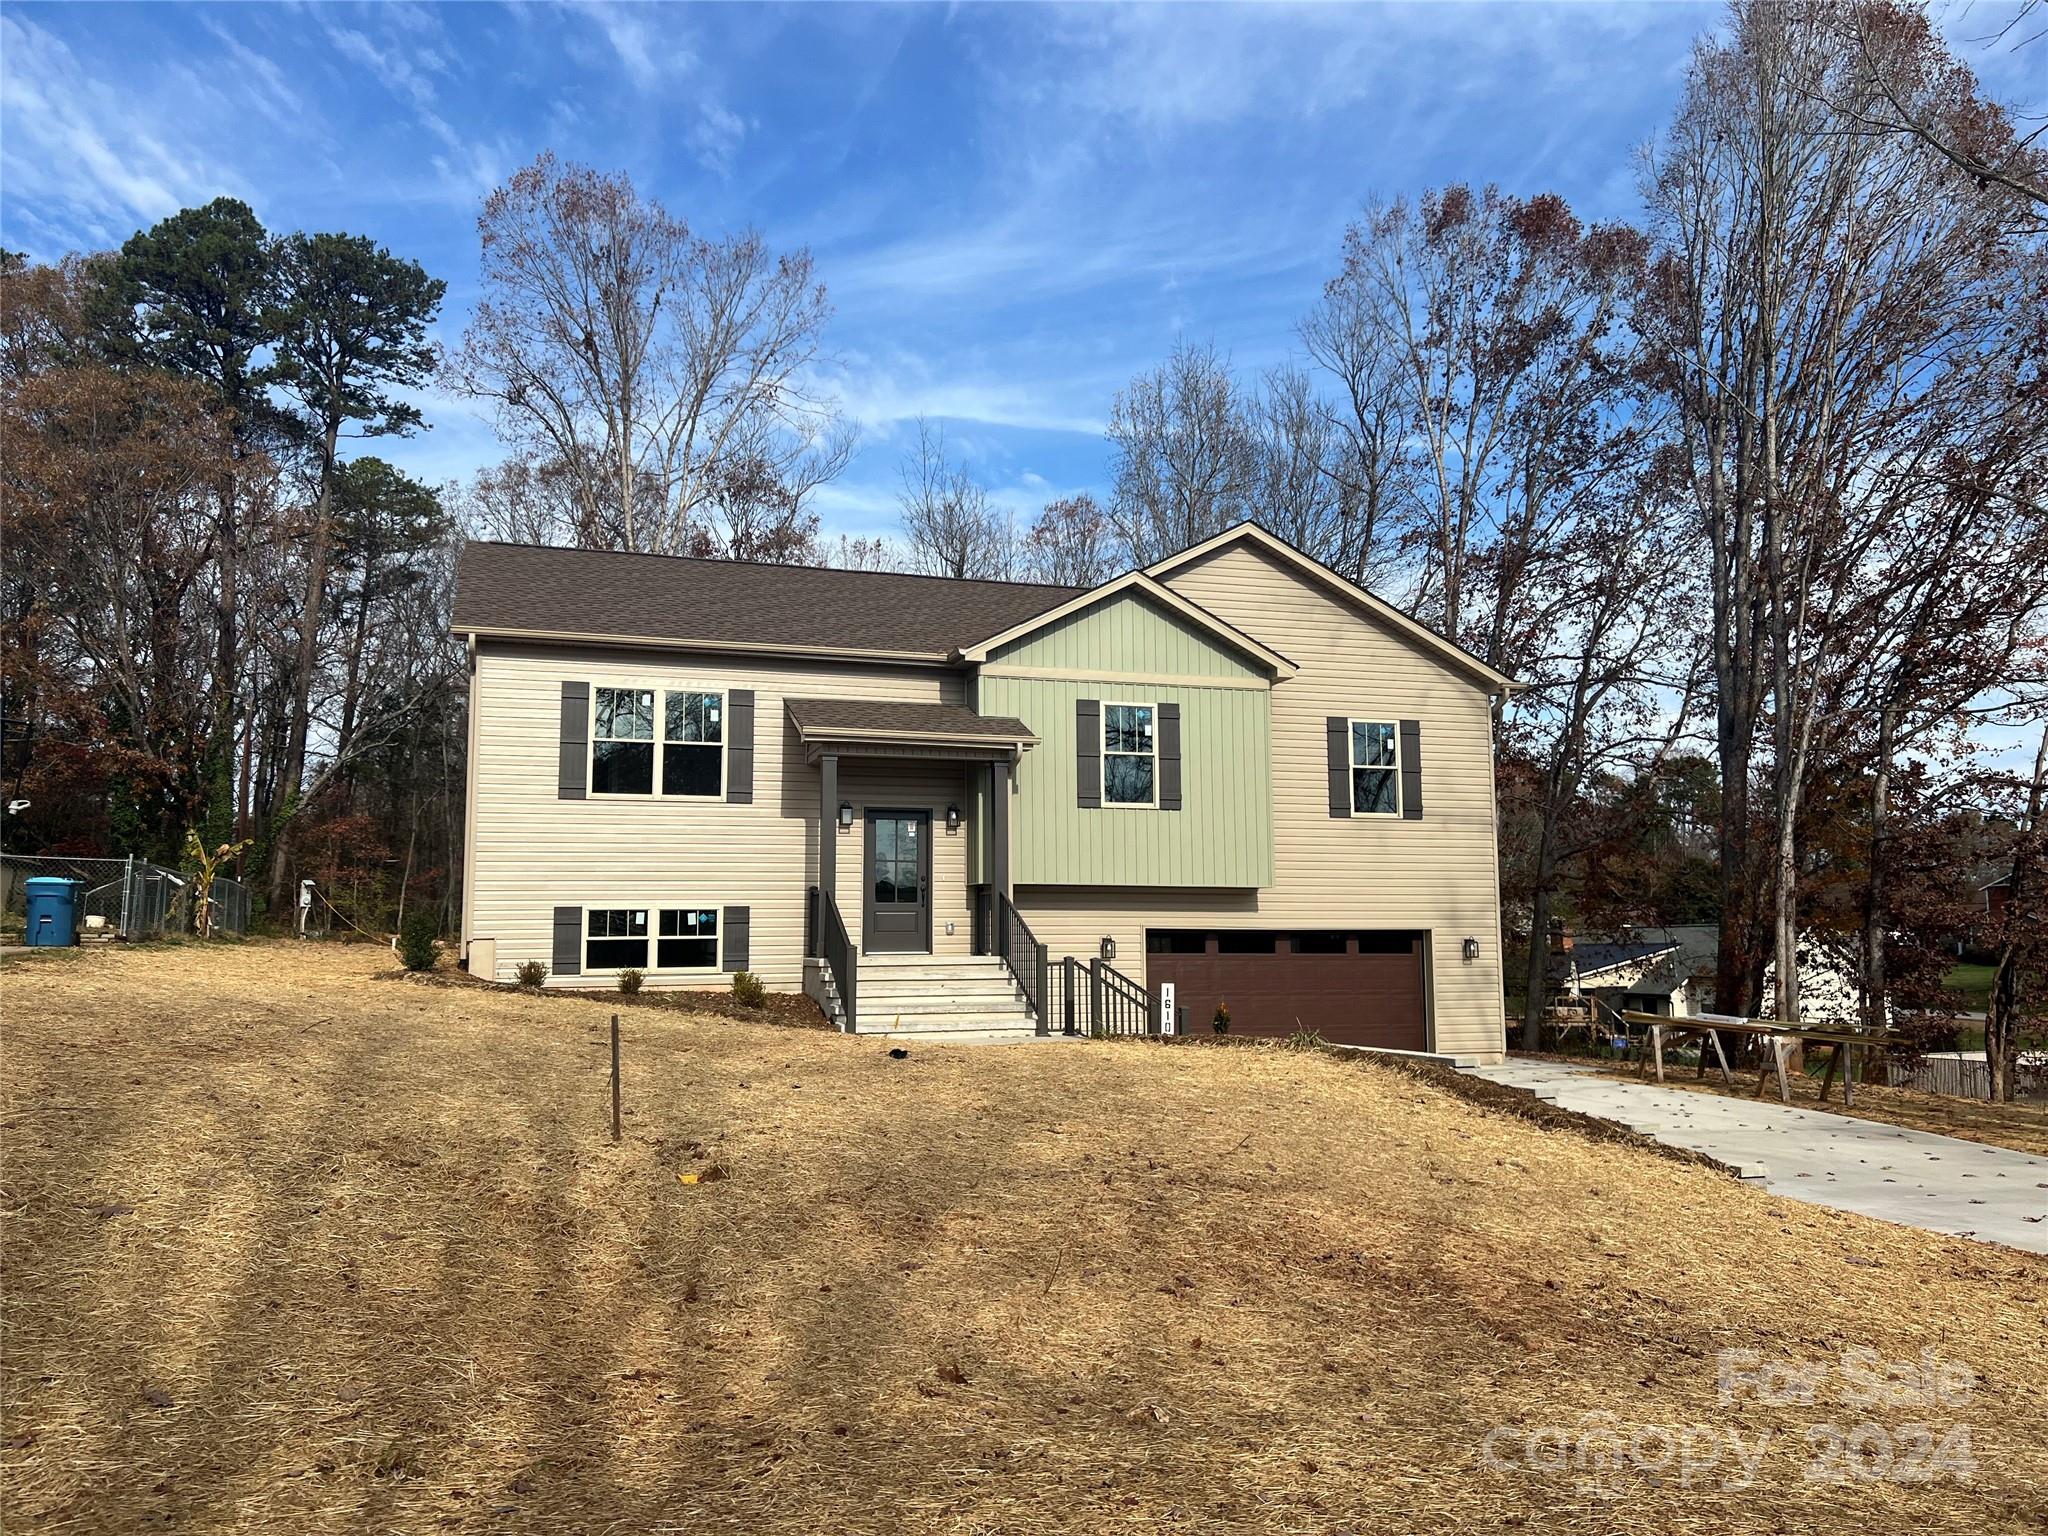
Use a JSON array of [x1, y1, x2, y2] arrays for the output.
[[465, 639, 967, 989], [987, 590, 1269, 680], [976, 675, 1271, 887], [1011, 541, 1507, 1060]]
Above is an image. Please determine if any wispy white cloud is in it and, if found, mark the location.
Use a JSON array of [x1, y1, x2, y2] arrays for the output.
[[566, 1, 746, 174], [0, 14, 247, 249], [325, 22, 446, 112], [198, 20, 307, 132], [821, 351, 1107, 438]]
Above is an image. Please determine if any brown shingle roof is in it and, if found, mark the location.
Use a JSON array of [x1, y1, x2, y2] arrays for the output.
[[453, 541, 1085, 658], [785, 698, 1038, 746]]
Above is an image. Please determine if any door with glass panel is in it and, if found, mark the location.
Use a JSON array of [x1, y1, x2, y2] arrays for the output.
[[863, 810, 931, 954]]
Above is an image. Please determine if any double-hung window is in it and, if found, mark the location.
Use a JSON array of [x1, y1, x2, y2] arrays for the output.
[[1350, 719, 1400, 816], [658, 908, 719, 969], [586, 908, 649, 969], [591, 686, 725, 797], [1103, 703, 1157, 806], [663, 691, 723, 796], [593, 688, 656, 794]]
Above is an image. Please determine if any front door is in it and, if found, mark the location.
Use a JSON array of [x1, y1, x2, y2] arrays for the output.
[[864, 810, 931, 953]]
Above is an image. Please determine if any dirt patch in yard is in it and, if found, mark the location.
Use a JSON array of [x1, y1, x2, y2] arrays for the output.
[[3, 942, 2046, 1535]]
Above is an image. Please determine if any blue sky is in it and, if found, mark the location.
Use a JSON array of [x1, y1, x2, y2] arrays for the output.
[[1, 1, 2036, 546]]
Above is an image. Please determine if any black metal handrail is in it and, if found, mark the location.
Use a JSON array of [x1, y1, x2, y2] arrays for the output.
[[1047, 955, 1157, 1037], [810, 885, 857, 1029], [995, 890, 1047, 1031]]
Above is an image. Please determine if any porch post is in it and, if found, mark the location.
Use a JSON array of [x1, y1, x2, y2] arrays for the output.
[[990, 757, 1011, 900], [819, 753, 839, 902]]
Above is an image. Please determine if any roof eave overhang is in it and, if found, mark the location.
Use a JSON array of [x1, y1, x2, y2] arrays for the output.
[[793, 724, 1038, 766], [453, 624, 957, 668]]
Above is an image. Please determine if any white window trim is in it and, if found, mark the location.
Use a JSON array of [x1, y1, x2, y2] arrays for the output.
[[582, 903, 653, 974], [579, 901, 725, 975], [1346, 717, 1402, 818], [1102, 699, 1159, 809], [653, 903, 724, 974], [587, 683, 728, 801]]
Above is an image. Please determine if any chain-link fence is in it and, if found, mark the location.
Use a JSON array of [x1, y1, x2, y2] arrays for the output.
[[0, 854, 215, 940]]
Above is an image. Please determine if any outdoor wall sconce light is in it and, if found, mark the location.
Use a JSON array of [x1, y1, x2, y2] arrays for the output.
[[946, 804, 961, 832], [1100, 935, 1117, 962], [1462, 937, 1481, 962], [838, 801, 854, 829]]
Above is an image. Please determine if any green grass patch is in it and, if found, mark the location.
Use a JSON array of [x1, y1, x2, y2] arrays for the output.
[[1943, 962, 1996, 1013]]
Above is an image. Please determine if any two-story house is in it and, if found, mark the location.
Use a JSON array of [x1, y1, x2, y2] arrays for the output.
[[452, 522, 1513, 1060]]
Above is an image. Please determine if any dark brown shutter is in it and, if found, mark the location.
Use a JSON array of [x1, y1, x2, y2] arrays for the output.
[[722, 905, 750, 971], [1326, 717, 1350, 817], [552, 906, 581, 976], [1076, 698, 1101, 809], [726, 689, 755, 804], [559, 682, 589, 799], [1399, 719, 1423, 819], [1157, 702, 1182, 811]]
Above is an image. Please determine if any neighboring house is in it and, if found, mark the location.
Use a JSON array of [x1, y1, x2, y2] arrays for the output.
[[451, 522, 1515, 1059], [1556, 923, 1865, 1029], [1982, 870, 2012, 925], [1553, 927, 1714, 1022]]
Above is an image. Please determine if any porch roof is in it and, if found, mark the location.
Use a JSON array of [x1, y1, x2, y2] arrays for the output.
[[785, 698, 1039, 761]]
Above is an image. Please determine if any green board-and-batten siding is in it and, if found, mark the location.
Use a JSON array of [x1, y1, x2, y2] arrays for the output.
[[973, 592, 1274, 888], [985, 590, 1270, 680]]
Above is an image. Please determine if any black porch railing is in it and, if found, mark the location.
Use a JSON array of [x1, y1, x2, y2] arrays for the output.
[[1046, 955, 1158, 1037], [994, 889, 1047, 1031], [807, 885, 857, 1028]]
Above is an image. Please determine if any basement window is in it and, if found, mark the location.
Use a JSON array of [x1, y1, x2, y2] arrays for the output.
[[586, 908, 650, 969], [658, 908, 720, 970]]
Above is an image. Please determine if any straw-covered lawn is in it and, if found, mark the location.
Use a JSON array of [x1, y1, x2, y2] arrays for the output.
[[3, 943, 2045, 1535]]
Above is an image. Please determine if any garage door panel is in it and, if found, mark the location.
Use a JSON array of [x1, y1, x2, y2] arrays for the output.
[[1146, 932, 1426, 1050]]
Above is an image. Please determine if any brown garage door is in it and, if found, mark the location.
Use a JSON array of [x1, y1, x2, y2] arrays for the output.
[[1145, 929, 1427, 1050]]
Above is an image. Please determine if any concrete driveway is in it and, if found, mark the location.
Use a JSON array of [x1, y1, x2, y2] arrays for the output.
[[1469, 1060, 2048, 1254]]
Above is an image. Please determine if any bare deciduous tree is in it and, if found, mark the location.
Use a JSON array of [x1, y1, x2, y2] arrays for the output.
[[1105, 340, 1256, 566], [1021, 493, 1116, 587], [446, 153, 850, 558], [1644, 0, 2046, 1020], [896, 418, 1013, 579]]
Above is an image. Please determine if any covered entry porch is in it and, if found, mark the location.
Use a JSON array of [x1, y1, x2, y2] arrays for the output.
[[789, 698, 1038, 1031]]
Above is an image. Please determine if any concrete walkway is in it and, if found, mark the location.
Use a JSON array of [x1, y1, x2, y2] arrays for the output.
[[1468, 1060, 2048, 1255]]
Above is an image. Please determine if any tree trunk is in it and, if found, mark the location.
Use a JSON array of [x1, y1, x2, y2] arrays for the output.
[[1523, 881, 1553, 1053], [1986, 725, 2047, 1103], [1860, 702, 1897, 1035], [267, 418, 342, 902]]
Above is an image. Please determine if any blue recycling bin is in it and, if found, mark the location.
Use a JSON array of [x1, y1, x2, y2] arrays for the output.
[[23, 877, 82, 947]]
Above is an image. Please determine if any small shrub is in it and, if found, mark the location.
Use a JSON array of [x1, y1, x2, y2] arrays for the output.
[[1211, 999, 1231, 1035], [398, 909, 439, 972], [1287, 1027, 1325, 1051], [731, 969, 767, 1008], [514, 958, 548, 989], [618, 967, 644, 995]]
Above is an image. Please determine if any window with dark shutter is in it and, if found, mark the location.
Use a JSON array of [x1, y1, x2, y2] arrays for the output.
[[551, 905, 582, 975], [559, 683, 589, 799], [1326, 717, 1349, 817], [1157, 702, 1182, 811], [1399, 719, 1424, 819], [1076, 698, 1102, 808], [726, 690, 755, 804]]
